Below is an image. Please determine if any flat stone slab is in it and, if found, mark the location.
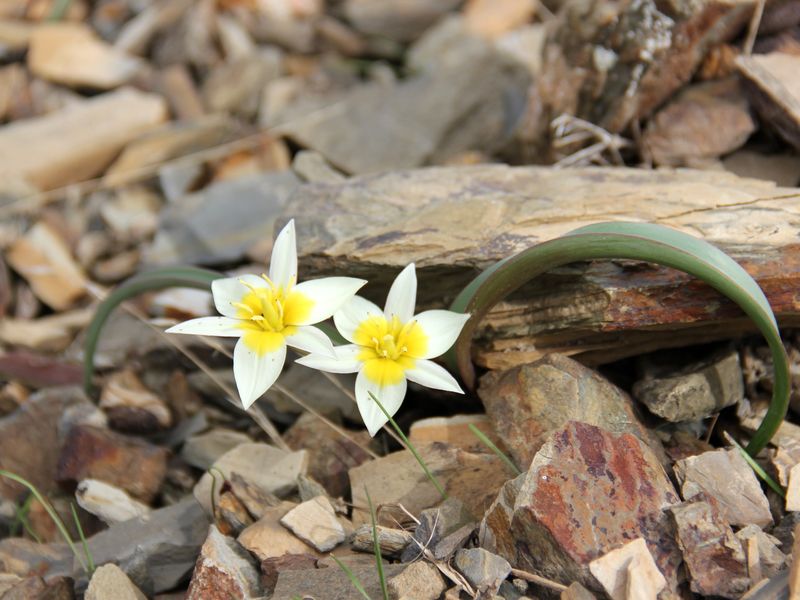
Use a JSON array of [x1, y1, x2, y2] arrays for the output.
[[279, 496, 346, 552]]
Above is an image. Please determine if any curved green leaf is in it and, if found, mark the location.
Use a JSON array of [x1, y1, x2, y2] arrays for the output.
[[447, 222, 789, 457]]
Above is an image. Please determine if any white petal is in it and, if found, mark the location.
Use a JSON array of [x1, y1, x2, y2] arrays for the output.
[[333, 295, 383, 344], [295, 344, 362, 374], [411, 310, 471, 359], [165, 316, 243, 337], [405, 359, 464, 394], [288, 277, 367, 326], [285, 325, 335, 357], [211, 275, 267, 318], [269, 219, 297, 289], [233, 337, 286, 409], [384, 263, 417, 323], [355, 370, 407, 437]]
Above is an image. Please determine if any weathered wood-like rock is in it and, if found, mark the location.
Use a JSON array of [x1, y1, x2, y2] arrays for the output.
[[478, 354, 664, 469], [76, 478, 151, 524], [286, 165, 800, 367], [482, 422, 682, 595], [0, 87, 167, 190], [186, 525, 263, 600]]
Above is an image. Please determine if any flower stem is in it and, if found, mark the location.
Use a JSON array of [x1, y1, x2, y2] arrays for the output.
[[367, 391, 447, 500]]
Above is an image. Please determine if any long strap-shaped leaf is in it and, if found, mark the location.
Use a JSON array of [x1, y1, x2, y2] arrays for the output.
[[83, 266, 222, 393], [447, 222, 790, 457]]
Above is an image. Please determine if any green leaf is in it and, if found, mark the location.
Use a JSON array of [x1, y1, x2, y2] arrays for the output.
[[447, 222, 789, 457], [365, 487, 388, 600]]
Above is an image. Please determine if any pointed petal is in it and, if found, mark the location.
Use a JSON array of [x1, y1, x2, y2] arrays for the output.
[[269, 219, 297, 289], [355, 370, 407, 437], [165, 316, 244, 337], [285, 325, 335, 357], [410, 310, 471, 359], [233, 336, 286, 409], [405, 359, 463, 394], [287, 277, 367, 326], [384, 263, 417, 323], [211, 275, 267, 318], [333, 295, 383, 344], [295, 344, 362, 374]]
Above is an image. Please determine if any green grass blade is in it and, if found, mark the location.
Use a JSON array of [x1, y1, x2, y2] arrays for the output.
[[726, 433, 786, 498], [365, 487, 389, 600], [0, 470, 87, 572], [447, 222, 789, 457], [468, 423, 521, 476], [70, 502, 95, 575], [331, 554, 372, 600], [83, 267, 223, 394]]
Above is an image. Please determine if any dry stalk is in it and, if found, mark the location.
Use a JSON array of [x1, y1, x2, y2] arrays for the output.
[[550, 114, 631, 168]]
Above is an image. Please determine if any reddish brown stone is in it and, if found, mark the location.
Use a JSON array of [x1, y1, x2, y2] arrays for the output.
[[260, 554, 319, 595], [487, 421, 681, 595], [56, 424, 168, 503], [186, 525, 262, 600]]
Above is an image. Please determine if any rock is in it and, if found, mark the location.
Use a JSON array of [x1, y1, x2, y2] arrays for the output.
[[279, 496, 347, 552], [193, 443, 308, 515], [463, 0, 536, 39], [84, 496, 209, 596], [0, 87, 167, 191], [260, 554, 320, 596], [86, 563, 146, 600], [0, 352, 82, 390], [181, 428, 253, 471], [202, 50, 282, 118], [588, 538, 666, 600], [642, 78, 755, 167], [283, 412, 373, 498], [723, 149, 800, 187], [786, 462, 800, 511], [0, 309, 93, 352], [291, 150, 346, 184], [0, 574, 22, 595], [215, 490, 254, 537], [271, 564, 405, 600], [0, 386, 90, 502], [737, 52, 800, 151], [409, 414, 505, 454], [276, 26, 530, 174], [387, 560, 447, 600], [670, 495, 750, 598], [632, 346, 744, 422], [349, 443, 508, 527], [454, 548, 511, 595], [736, 524, 787, 579], [674, 447, 772, 527], [99, 369, 172, 432], [56, 424, 169, 503], [28, 23, 143, 89], [478, 354, 665, 469], [0, 575, 75, 600], [237, 501, 320, 561], [486, 422, 682, 594], [560, 582, 597, 600], [145, 171, 299, 266], [186, 525, 263, 600], [352, 525, 413, 558], [75, 479, 151, 525], [227, 473, 282, 520], [479, 475, 523, 562], [401, 497, 474, 562], [0, 538, 73, 579], [6, 221, 88, 311], [343, 0, 461, 42]]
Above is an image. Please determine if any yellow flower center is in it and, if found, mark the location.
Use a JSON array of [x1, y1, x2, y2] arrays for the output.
[[233, 275, 314, 355], [354, 315, 427, 385]]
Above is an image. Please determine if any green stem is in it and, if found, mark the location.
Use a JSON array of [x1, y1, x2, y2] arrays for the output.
[[468, 423, 521, 476], [367, 391, 447, 500], [71, 502, 95, 575], [366, 487, 388, 600]]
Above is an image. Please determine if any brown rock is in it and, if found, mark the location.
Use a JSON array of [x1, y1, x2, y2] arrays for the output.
[[643, 78, 755, 167], [186, 525, 263, 600], [670, 495, 750, 598], [260, 554, 320, 596], [56, 424, 169, 503], [387, 561, 447, 600], [237, 502, 321, 561], [464, 0, 536, 38], [283, 412, 373, 498], [1, 575, 75, 600], [674, 447, 772, 527], [352, 525, 412, 558], [477, 354, 665, 469], [215, 491, 253, 537], [409, 414, 506, 454], [349, 442, 509, 527], [343, 0, 461, 42], [86, 564, 146, 600], [0, 386, 90, 503], [0, 538, 73, 579], [99, 369, 172, 432], [488, 422, 682, 594], [723, 149, 800, 186], [279, 496, 347, 552], [28, 23, 142, 89], [227, 473, 282, 519], [479, 475, 524, 562], [588, 538, 666, 600], [0, 309, 92, 353], [0, 352, 82, 390], [271, 564, 405, 600]]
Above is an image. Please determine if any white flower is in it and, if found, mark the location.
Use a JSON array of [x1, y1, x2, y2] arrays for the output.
[[166, 220, 366, 409], [296, 263, 470, 436]]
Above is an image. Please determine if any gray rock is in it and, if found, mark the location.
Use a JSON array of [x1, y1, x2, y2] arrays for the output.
[[674, 447, 772, 527], [291, 150, 346, 184], [0, 386, 91, 503], [181, 428, 253, 470], [343, 0, 461, 42], [454, 548, 511, 594], [202, 49, 282, 118], [271, 564, 405, 600], [0, 538, 73, 579], [81, 496, 210, 596], [186, 525, 263, 599], [633, 347, 744, 421], [275, 30, 530, 174], [736, 524, 787, 579], [400, 497, 473, 562], [86, 563, 146, 600], [145, 170, 299, 266]]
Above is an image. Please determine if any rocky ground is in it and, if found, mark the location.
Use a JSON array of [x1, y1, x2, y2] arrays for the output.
[[2, 0, 800, 599]]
